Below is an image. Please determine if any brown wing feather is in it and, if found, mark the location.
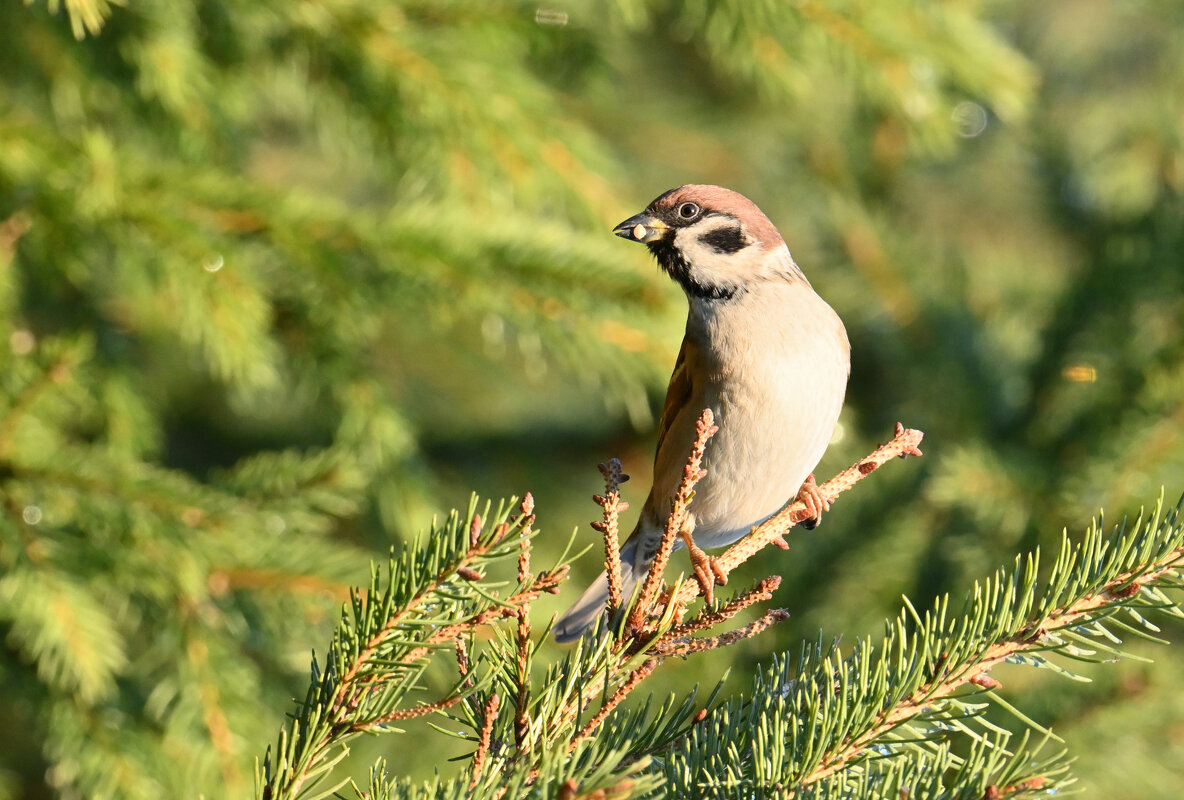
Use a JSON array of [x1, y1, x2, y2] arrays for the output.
[[654, 336, 693, 463], [620, 335, 694, 561]]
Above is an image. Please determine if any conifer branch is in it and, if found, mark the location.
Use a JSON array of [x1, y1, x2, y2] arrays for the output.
[[339, 568, 566, 716], [658, 576, 782, 644], [515, 495, 535, 751], [470, 693, 501, 790], [592, 459, 630, 616], [569, 658, 659, 752], [255, 427, 1184, 800], [355, 694, 465, 730], [0, 350, 76, 460], [258, 499, 560, 800], [627, 409, 718, 632], [654, 609, 791, 657], [800, 526, 1184, 789], [658, 498, 1184, 798]]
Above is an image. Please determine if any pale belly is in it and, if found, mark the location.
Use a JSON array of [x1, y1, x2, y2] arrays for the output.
[[685, 354, 845, 549]]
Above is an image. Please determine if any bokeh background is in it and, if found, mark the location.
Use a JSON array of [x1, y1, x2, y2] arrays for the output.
[[2, 1, 1183, 797]]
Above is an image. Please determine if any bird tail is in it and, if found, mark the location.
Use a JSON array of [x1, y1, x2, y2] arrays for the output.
[[553, 537, 646, 644]]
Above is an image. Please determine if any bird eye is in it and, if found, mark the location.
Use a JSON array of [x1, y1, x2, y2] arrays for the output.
[[677, 202, 701, 220]]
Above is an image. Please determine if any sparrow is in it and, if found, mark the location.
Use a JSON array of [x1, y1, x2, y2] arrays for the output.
[[553, 185, 850, 643]]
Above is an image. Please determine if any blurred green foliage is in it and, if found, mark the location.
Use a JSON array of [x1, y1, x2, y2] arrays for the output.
[[1, 0, 1182, 797]]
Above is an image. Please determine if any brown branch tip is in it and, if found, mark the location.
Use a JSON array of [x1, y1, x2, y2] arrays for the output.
[[469, 693, 500, 790], [593, 458, 630, 614], [628, 409, 718, 632], [515, 494, 535, 750], [569, 659, 659, 752]]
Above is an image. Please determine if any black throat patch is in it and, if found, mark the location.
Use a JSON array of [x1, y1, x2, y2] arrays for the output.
[[647, 240, 741, 301]]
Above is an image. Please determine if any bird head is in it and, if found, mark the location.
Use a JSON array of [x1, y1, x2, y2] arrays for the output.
[[613, 185, 802, 301]]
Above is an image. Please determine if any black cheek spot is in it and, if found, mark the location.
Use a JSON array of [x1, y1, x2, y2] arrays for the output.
[[698, 225, 749, 255]]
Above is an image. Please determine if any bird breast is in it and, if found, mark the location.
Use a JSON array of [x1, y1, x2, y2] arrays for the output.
[[676, 281, 849, 548]]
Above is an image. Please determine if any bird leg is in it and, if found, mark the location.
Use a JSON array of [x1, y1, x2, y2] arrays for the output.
[[796, 473, 829, 530], [678, 520, 728, 605]]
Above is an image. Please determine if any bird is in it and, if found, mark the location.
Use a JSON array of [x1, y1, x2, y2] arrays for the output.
[[553, 185, 850, 643]]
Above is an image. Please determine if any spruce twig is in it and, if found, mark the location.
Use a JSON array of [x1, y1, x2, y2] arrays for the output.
[[627, 409, 718, 633], [654, 577, 783, 649], [515, 495, 534, 750], [354, 694, 465, 730], [568, 659, 659, 752], [592, 459, 630, 617], [799, 535, 1184, 789], [261, 500, 560, 800], [654, 609, 791, 657], [652, 499, 1184, 798], [469, 693, 500, 790]]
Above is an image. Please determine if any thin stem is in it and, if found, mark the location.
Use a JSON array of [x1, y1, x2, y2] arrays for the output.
[[653, 609, 790, 657], [515, 495, 534, 750], [470, 693, 501, 790], [568, 659, 659, 752], [628, 409, 718, 632], [351, 694, 464, 731], [658, 577, 782, 644], [593, 459, 630, 616]]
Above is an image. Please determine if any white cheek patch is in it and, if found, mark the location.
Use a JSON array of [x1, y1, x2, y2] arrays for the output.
[[673, 221, 752, 289]]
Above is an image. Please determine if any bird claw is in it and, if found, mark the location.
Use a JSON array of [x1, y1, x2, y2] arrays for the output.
[[710, 557, 729, 585], [797, 473, 829, 530], [679, 528, 728, 604]]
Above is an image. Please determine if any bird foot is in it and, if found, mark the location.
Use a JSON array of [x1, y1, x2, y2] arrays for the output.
[[679, 528, 728, 605], [796, 473, 829, 530]]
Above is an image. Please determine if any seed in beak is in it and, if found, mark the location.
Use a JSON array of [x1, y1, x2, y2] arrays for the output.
[[632, 224, 646, 240]]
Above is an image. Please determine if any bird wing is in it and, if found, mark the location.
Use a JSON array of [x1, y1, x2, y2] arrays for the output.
[[654, 336, 694, 463], [616, 335, 697, 564]]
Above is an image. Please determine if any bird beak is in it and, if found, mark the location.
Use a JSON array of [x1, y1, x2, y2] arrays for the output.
[[613, 213, 669, 243]]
